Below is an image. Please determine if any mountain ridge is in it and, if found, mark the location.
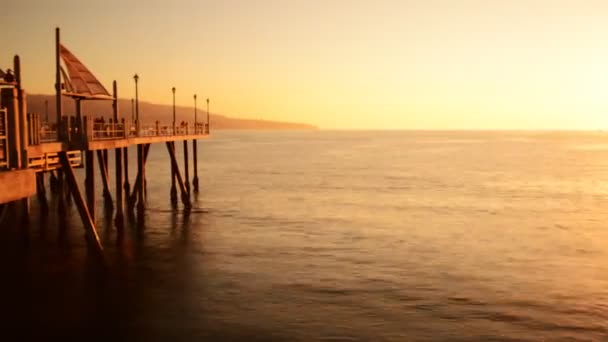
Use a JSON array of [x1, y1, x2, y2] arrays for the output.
[[24, 94, 317, 130]]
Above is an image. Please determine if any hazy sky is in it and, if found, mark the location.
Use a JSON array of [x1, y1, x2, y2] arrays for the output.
[[2, 0, 608, 129]]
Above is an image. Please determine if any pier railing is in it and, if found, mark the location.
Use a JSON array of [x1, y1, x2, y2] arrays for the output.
[[82, 116, 209, 141], [28, 150, 82, 171], [91, 121, 127, 139], [39, 125, 58, 143], [24, 115, 210, 144]]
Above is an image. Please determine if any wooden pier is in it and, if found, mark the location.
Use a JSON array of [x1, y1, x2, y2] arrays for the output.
[[0, 28, 210, 254]]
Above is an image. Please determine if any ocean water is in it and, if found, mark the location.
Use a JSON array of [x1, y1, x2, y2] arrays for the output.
[[1, 130, 607, 341]]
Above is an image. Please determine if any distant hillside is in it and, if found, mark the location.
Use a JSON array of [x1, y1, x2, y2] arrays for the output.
[[25, 94, 317, 130]]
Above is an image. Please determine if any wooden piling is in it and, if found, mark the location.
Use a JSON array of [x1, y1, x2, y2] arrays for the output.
[[192, 139, 199, 193], [55, 28, 63, 142], [14, 56, 28, 170], [103, 149, 109, 177], [129, 144, 150, 206], [170, 142, 177, 205], [123, 146, 130, 207], [103, 149, 109, 183], [166, 142, 191, 209], [57, 170, 66, 215], [50, 171, 59, 194], [20, 198, 30, 224], [58, 151, 103, 254], [36, 172, 49, 213], [112, 81, 124, 227], [136, 144, 142, 210], [183, 140, 190, 197], [64, 168, 72, 206], [97, 149, 113, 208], [85, 150, 95, 223], [115, 148, 123, 226], [137, 144, 146, 214], [16, 67, 30, 225]]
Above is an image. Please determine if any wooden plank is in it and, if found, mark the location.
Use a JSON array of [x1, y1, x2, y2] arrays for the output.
[[58, 152, 103, 254], [0, 169, 36, 204]]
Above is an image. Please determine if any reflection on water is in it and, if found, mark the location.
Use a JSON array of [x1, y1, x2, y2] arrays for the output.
[[1, 131, 608, 341]]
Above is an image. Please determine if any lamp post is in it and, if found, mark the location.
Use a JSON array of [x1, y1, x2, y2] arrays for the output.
[[172, 87, 176, 135], [170, 86, 177, 205], [131, 98, 134, 122], [134, 74, 139, 135], [206, 98, 210, 134], [192, 94, 199, 192], [193, 94, 197, 134]]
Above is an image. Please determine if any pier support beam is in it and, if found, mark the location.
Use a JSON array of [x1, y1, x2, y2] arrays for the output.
[[192, 139, 199, 193], [136, 144, 143, 213], [36, 172, 49, 214], [85, 150, 95, 223], [50, 171, 59, 194], [97, 149, 113, 209], [59, 151, 103, 255], [137, 144, 144, 212], [183, 140, 190, 198], [112, 80, 124, 228], [115, 148, 123, 227], [129, 144, 150, 210], [57, 170, 66, 215], [166, 142, 191, 209], [64, 168, 72, 206], [135, 144, 149, 216], [170, 142, 177, 205], [123, 146, 130, 208]]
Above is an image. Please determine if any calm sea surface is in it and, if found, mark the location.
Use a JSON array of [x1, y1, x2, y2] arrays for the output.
[[1, 131, 607, 341]]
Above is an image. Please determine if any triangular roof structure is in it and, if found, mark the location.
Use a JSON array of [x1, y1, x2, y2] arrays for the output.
[[60, 44, 113, 100]]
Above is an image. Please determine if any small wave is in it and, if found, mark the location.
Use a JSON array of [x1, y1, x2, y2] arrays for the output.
[[469, 306, 608, 337], [142, 206, 210, 214], [286, 283, 364, 297], [447, 296, 487, 306]]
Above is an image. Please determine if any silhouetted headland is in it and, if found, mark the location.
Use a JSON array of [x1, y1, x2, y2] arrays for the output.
[[28, 94, 318, 130]]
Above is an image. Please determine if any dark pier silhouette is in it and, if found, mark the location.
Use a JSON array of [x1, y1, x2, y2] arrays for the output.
[[0, 28, 210, 255]]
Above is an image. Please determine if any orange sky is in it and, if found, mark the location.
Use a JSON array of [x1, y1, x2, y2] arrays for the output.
[[2, 0, 608, 129]]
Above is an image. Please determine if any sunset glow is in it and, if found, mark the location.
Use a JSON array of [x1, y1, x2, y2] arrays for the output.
[[3, 0, 608, 129]]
